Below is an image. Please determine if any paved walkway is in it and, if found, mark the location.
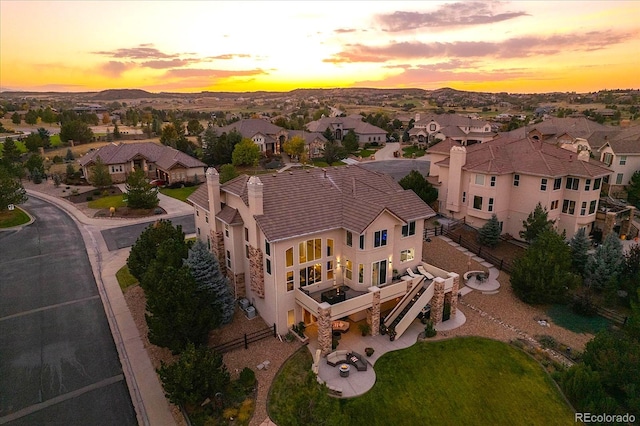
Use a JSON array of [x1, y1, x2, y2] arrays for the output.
[[439, 236, 501, 294], [22, 186, 180, 425]]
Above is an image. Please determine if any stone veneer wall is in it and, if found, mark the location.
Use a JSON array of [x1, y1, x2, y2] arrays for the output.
[[449, 273, 459, 318], [234, 272, 246, 299], [318, 304, 332, 356], [430, 280, 445, 324], [210, 230, 226, 277], [248, 245, 265, 298], [367, 288, 380, 336], [603, 211, 616, 239]]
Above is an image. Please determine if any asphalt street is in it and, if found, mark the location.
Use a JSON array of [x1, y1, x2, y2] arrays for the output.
[[0, 197, 137, 425], [101, 213, 195, 251]]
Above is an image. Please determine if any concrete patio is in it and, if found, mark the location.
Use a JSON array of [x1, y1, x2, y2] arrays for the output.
[[306, 312, 466, 398]]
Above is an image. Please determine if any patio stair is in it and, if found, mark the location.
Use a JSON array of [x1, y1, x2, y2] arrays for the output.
[[383, 277, 437, 339], [383, 276, 425, 329]]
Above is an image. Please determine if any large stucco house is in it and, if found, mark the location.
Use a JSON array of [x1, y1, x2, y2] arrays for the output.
[[306, 115, 387, 146], [428, 137, 613, 239], [78, 142, 206, 184], [214, 119, 289, 155], [596, 125, 640, 193], [409, 113, 495, 147], [188, 165, 459, 355]]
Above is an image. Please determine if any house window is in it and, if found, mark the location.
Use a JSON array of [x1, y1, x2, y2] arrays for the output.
[[346, 231, 353, 247], [327, 239, 333, 257], [226, 250, 231, 268], [402, 221, 416, 237], [196, 210, 199, 216], [299, 263, 321, 287], [286, 247, 293, 267], [400, 248, 415, 262], [473, 195, 483, 210], [299, 239, 322, 264], [616, 173, 624, 185], [562, 200, 576, 215], [462, 192, 466, 204], [619, 155, 627, 165], [475, 174, 485, 185], [513, 174, 520, 186], [207, 236, 211, 250], [327, 261, 334, 280], [265, 240, 270, 256], [551, 200, 559, 210], [224, 224, 229, 237], [594, 178, 602, 190], [589, 200, 597, 214], [244, 227, 249, 241], [345, 259, 353, 280], [197, 227, 201, 236], [429, 123, 436, 131], [374, 230, 388, 247], [602, 152, 613, 166], [205, 214, 209, 223], [488, 198, 494, 212], [585, 179, 591, 191], [372, 260, 387, 286], [358, 264, 364, 283], [286, 271, 294, 291], [359, 234, 365, 250], [245, 245, 249, 258], [553, 178, 562, 190], [490, 176, 496, 187], [266, 259, 272, 275], [580, 202, 587, 216], [540, 178, 547, 191], [565, 177, 579, 190]]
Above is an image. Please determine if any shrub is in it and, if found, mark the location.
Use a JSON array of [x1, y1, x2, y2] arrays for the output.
[[424, 320, 437, 338], [52, 155, 63, 164], [86, 196, 93, 201], [359, 323, 371, 336], [93, 190, 101, 195], [239, 367, 256, 391], [537, 335, 558, 350], [365, 347, 375, 356], [570, 296, 597, 316]]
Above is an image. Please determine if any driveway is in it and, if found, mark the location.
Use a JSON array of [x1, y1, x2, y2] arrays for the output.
[[360, 159, 431, 182], [0, 198, 137, 425], [101, 213, 195, 251]]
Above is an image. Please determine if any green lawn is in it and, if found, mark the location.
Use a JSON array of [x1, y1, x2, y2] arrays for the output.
[[115, 265, 138, 291], [0, 207, 30, 228], [402, 145, 426, 158], [269, 337, 575, 426], [159, 185, 199, 203], [88, 194, 127, 209], [49, 134, 62, 147], [358, 149, 377, 158], [547, 304, 610, 334]]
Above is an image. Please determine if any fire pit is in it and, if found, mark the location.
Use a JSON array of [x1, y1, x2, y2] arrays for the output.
[[339, 363, 350, 377]]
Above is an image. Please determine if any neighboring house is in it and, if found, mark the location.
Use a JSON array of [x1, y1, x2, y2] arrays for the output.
[[214, 119, 288, 155], [189, 165, 458, 355], [408, 113, 495, 147], [428, 137, 613, 239], [306, 115, 387, 145], [287, 130, 328, 159], [78, 142, 206, 184], [596, 125, 640, 192]]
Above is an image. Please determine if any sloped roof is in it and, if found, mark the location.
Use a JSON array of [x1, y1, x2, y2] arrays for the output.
[[597, 125, 640, 154], [78, 142, 205, 168], [198, 166, 434, 242], [215, 118, 284, 139], [435, 137, 612, 178], [500, 117, 614, 144], [288, 130, 328, 145], [415, 113, 490, 128], [306, 116, 387, 135]]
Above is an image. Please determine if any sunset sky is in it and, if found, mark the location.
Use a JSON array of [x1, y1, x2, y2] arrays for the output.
[[1, 1, 638, 93]]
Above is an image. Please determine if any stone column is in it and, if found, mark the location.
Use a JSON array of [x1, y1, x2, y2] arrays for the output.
[[211, 230, 226, 276], [367, 287, 381, 336], [447, 272, 460, 318], [620, 206, 636, 238], [318, 303, 332, 356], [603, 211, 616, 239], [248, 245, 265, 298], [431, 278, 445, 324]]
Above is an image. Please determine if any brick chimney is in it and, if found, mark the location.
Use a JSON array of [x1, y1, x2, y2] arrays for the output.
[[247, 175, 264, 216]]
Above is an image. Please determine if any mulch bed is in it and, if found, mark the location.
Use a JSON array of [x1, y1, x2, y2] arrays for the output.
[[64, 186, 123, 203], [93, 206, 166, 218]]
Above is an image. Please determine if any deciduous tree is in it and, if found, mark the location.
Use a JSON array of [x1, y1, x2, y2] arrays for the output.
[[232, 138, 260, 167], [627, 171, 640, 208], [11, 112, 21, 125], [219, 164, 238, 184], [24, 133, 43, 153], [187, 119, 204, 136], [283, 136, 306, 161]]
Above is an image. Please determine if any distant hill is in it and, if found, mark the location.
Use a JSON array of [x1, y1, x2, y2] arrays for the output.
[[90, 89, 159, 100]]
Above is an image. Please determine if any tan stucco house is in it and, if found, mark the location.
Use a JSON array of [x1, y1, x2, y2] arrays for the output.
[[409, 113, 495, 147], [188, 165, 459, 355]]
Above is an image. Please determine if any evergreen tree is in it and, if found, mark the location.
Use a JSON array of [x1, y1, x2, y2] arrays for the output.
[[158, 343, 230, 407], [125, 168, 159, 209], [0, 166, 27, 211], [201, 127, 218, 165], [0, 138, 22, 177], [113, 122, 121, 140], [11, 112, 21, 125], [511, 229, 579, 304], [141, 238, 191, 294], [627, 171, 640, 208], [184, 241, 235, 325], [569, 227, 591, 276], [65, 148, 75, 161], [585, 233, 623, 291], [322, 127, 335, 143], [621, 244, 640, 304], [519, 202, 555, 242], [342, 130, 359, 153], [145, 265, 217, 352], [88, 157, 112, 189], [127, 220, 187, 282], [478, 214, 501, 247], [219, 164, 238, 184], [24, 133, 43, 153], [60, 120, 94, 143], [37, 128, 51, 149], [398, 170, 438, 205], [321, 140, 346, 165]]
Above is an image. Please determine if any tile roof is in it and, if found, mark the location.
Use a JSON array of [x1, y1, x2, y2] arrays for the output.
[[415, 113, 490, 128], [597, 125, 640, 154], [194, 166, 434, 242], [435, 137, 612, 178], [217, 205, 244, 225], [188, 184, 209, 210], [215, 119, 284, 139], [78, 142, 205, 168], [288, 130, 328, 145], [306, 117, 387, 135], [500, 117, 614, 143]]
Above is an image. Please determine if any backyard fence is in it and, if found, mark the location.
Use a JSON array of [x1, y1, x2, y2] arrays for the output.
[[211, 324, 277, 354]]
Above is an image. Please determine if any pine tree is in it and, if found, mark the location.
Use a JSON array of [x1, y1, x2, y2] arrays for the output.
[[127, 220, 186, 281], [585, 233, 623, 291], [398, 170, 438, 205], [184, 241, 235, 325], [520, 202, 555, 242], [569, 227, 591, 276], [88, 157, 112, 189], [478, 214, 501, 247], [125, 168, 159, 209], [0, 166, 27, 211]]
